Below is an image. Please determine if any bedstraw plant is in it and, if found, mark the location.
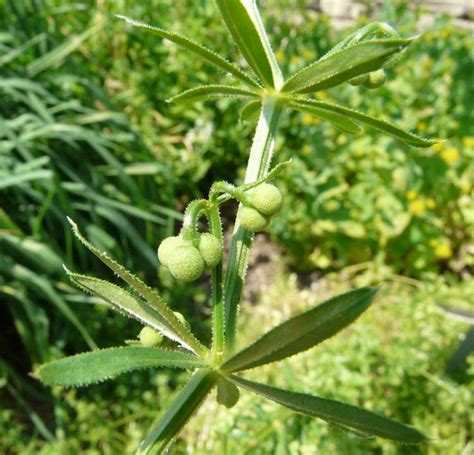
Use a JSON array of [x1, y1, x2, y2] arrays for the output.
[[35, 1, 438, 452]]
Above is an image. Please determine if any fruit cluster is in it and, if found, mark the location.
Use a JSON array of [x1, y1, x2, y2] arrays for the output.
[[349, 69, 386, 88], [238, 183, 282, 232], [158, 232, 222, 282]]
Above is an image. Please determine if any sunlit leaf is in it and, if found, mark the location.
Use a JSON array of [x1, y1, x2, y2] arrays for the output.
[[168, 84, 259, 104], [239, 99, 261, 123], [35, 347, 203, 387], [116, 15, 260, 88], [291, 100, 437, 147], [282, 38, 414, 94], [67, 218, 206, 355], [138, 369, 217, 454], [291, 101, 362, 134], [231, 376, 428, 443], [215, 0, 283, 88], [222, 288, 377, 372]]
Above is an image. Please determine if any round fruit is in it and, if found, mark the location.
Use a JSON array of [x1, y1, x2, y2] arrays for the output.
[[157, 236, 186, 267], [348, 74, 368, 86], [167, 245, 205, 282], [138, 326, 163, 347], [248, 183, 282, 216], [238, 206, 269, 232], [198, 233, 222, 269], [364, 69, 386, 89]]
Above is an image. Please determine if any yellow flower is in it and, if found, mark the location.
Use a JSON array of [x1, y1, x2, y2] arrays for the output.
[[417, 121, 427, 132], [325, 200, 339, 212], [302, 144, 312, 155], [440, 147, 460, 164], [407, 190, 418, 201], [434, 241, 453, 259], [275, 49, 285, 62], [302, 49, 316, 61], [426, 198, 436, 209], [462, 136, 474, 149], [409, 199, 426, 216], [432, 142, 445, 152]]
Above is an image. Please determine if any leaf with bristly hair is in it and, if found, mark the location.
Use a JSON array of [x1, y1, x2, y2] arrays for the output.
[[168, 85, 259, 104], [290, 100, 438, 147], [240, 99, 261, 123], [215, 0, 283, 88], [116, 15, 260, 89], [230, 375, 428, 443], [291, 102, 362, 134], [222, 288, 377, 372], [282, 38, 414, 94], [138, 369, 217, 454], [66, 218, 206, 355], [34, 347, 204, 387]]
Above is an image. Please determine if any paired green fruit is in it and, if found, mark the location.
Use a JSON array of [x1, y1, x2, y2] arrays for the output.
[[199, 233, 222, 268], [248, 183, 282, 216], [365, 69, 386, 89], [348, 74, 368, 86], [158, 233, 222, 282], [238, 183, 282, 232], [138, 326, 163, 347]]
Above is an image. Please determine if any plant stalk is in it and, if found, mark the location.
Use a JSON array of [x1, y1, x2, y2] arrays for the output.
[[223, 97, 282, 353]]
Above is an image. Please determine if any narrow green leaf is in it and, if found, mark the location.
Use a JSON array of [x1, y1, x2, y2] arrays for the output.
[[231, 376, 428, 443], [215, 0, 283, 88], [222, 287, 377, 372], [35, 347, 204, 387], [116, 15, 260, 89], [291, 100, 437, 147], [291, 101, 362, 134], [282, 38, 414, 94], [239, 99, 261, 123], [139, 369, 217, 454], [67, 218, 207, 356], [65, 268, 193, 349], [168, 84, 259, 104]]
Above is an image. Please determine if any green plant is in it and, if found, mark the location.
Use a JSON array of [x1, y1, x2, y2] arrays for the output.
[[35, 2, 438, 452]]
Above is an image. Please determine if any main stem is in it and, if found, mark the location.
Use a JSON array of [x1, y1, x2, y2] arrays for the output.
[[223, 97, 282, 353]]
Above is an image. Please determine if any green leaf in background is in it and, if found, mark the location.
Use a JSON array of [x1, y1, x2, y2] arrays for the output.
[[282, 38, 414, 94], [64, 268, 195, 350], [239, 99, 261, 123], [116, 15, 260, 89], [67, 218, 207, 355], [290, 100, 437, 147], [139, 369, 217, 454], [231, 375, 428, 443], [222, 287, 377, 372], [215, 0, 283, 88], [291, 102, 362, 134], [168, 84, 259, 104], [34, 347, 204, 387]]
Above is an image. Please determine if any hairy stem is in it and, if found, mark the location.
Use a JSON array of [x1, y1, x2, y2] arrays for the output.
[[223, 97, 282, 353]]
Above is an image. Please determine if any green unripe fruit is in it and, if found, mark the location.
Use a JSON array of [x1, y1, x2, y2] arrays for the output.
[[238, 206, 269, 232], [364, 69, 386, 89], [198, 233, 222, 269], [173, 311, 191, 330], [157, 236, 186, 267], [167, 245, 204, 282], [138, 326, 163, 347], [248, 183, 282, 216], [348, 74, 368, 86]]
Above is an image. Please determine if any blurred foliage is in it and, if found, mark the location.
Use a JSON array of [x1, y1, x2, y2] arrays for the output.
[[0, 0, 472, 453]]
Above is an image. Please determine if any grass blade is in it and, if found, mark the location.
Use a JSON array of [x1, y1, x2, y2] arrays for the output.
[[222, 288, 377, 372], [231, 375, 428, 443], [34, 347, 204, 387]]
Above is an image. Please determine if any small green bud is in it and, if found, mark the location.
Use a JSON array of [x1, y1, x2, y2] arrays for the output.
[[198, 233, 222, 269], [364, 69, 386, 89], [248, 183, 282, 216], [157, 236, 187, 267], [167, 245, 205, 282], [238, 206, 269, 232], [173, 311, 191, 330], [348, 74, 368, 86], [138, 326, 163, 347]]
